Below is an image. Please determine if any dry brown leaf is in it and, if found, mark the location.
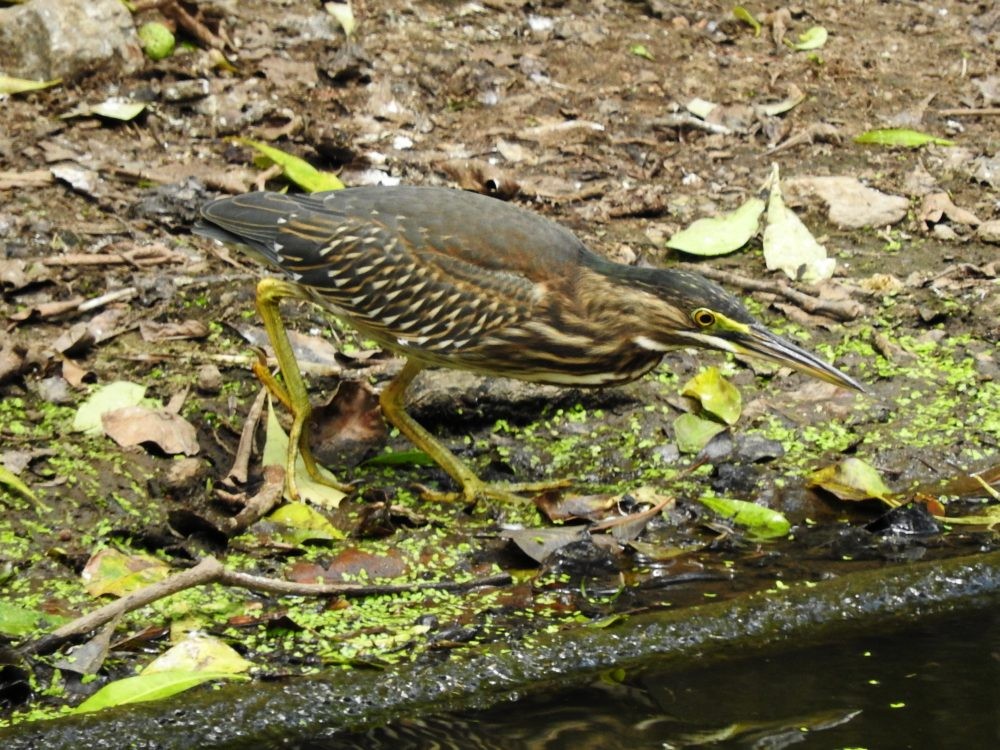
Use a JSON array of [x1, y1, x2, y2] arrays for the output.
[[102, 405, 200, 456]]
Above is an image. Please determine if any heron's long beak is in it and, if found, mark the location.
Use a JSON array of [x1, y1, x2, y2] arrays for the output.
[[730, 324, 866, 392]]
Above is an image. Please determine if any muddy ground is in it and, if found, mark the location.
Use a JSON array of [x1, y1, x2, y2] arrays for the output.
[[0, 0, 997, 722]]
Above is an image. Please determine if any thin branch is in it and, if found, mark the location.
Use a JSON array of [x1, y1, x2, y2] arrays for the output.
[[20, 556, 512, 656], [677, 264, 864, 321]]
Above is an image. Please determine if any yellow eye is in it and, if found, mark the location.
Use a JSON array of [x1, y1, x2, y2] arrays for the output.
[[692, 308, 716, 328]]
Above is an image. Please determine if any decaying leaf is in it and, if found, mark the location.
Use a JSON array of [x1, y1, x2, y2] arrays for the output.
[[918, 192, 982, 228], [762, 165, 835, 282], [806, 457, 896, 504], [81, 548, 171, 598], [503, 526, 588, 564], [102, 405, 201, 456], [73, 381, 149, 435], [262, 398, 346, 507], [144, 634, 252, 675], [681, 367, 742, 426], [673, 412, 727, 454], [266, 501, 345, 543]]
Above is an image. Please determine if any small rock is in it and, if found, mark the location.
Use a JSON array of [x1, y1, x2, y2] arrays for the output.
[[35, 376, 72, 405], [931, 223, 958, 241], [784, 176, 909, 229], [196, 364, 224, 394], [165, 457, 207, 492], [735, 435, 785, 462], [0, 0, 143, 81], [977, 219, 1000, 244]]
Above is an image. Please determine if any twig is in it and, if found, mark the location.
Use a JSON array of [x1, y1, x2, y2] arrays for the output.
[[589, 495, 674, 532], [76, 287, 138, 313], [676, 264, 864, 321], [20, 556, 512, 655], [225, 386, 268, 486], [215, 465, 284, 535], [936, 107, 1000, 117]]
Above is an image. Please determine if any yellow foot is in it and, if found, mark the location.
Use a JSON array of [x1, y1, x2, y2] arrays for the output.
[[414, 477, 573, 505]]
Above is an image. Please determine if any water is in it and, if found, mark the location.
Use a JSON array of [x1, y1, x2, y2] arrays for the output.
[[320, 610, 998, 749]]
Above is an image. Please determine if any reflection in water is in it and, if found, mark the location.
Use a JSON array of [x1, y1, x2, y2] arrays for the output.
[[303, 611, 998, 749]]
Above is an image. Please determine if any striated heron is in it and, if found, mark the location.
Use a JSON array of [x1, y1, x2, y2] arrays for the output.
[[198, 186, 862, 502]]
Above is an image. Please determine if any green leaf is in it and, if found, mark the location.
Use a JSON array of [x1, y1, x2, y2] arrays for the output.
[[854, 128, 954, 148], [237, 138, 345, 193], [806, 457, 895, 504], [681, 367, 742, 425], [732, 6, 762, 37], [0, 464, 36, 502], [697, 496, 791, 539], [0, 601, 51, 637], [262, 398, 345, 507], [0, 75, 61, 95], [666, 197, 765, 256], [267, 501, 345, 542], [788, 26, 828, 51], [73, 381, 149, 435], [144, 635, 253, 675], [628, 43, 655, 61], [673, 413, 727, 454], [364, 450, 435, 467], [138, 22, 175, 61], [73, 670, 248, 714]]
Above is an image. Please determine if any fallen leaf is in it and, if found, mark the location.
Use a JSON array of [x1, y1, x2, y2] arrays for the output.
[[73, 671, 247, 714], [502, 527, 588, 564], [81, 549, 171, 598], [783, 175, 909, 229], [806, 457, 896, 504], [681, 367, 742, 425], [763, 165, 835, 282], [733, 6, 762, 36], [144, 635, 252, 675], [918, 192, 982, 228], [534, 490, 617, 523], [673, 413, 727, 454], [102, 405, 201, 456], [788, 26, 828, 51], [237, 138, 345, 193], [0, 75, 60, 95], [73, 381, 149, 435], [854, 128, 954, 148], [697, 496, 791, 539], [666, 196, 765, 256], [266, 501, 345, 543], [139, 319, 211, 342], [262, 398, 346, 507]]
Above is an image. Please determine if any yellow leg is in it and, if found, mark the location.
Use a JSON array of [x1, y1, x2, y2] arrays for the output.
[[254, 278, 351, 500], [380, 359, 570, 504]]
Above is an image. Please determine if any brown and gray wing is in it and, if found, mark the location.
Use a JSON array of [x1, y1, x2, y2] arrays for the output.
[[276, 212, 542, 357]]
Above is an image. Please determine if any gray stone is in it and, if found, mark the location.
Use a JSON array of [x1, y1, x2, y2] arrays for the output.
[[0, 0, 143, 81], [977, 219, 1000, 245]]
